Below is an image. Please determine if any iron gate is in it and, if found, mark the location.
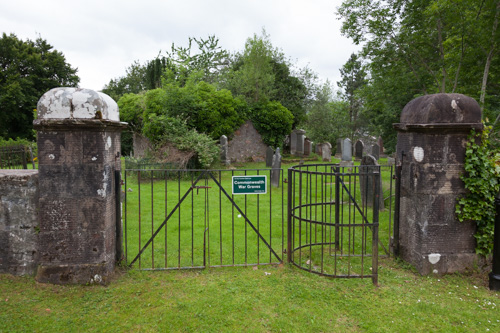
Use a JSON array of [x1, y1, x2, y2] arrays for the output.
[[122, 164, 394, 283], [287, 164, 382, 284], [123, 168, 285, 270]]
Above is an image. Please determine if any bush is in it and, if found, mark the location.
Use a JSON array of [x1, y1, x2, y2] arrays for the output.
[[143, 114, 219, 168], [249, 100, 294, 148]]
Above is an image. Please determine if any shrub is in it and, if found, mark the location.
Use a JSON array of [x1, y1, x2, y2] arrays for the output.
[[249, 100, 294, 148]]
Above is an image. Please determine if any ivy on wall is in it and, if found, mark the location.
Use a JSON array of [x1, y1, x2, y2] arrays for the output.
[[456, 125, 500, 256]]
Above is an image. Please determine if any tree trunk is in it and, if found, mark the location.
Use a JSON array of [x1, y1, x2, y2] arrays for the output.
[[479, 0, 500, 111]]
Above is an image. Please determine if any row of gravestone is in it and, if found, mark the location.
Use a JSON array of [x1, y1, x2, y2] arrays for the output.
[[336, 137, 384, 162]]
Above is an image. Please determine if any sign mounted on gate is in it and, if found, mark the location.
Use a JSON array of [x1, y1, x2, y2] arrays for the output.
[[232, 175, 267, 195]]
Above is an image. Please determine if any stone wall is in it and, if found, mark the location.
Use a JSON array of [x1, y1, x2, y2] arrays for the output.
[[0, 170, 39, 275], [227, 121, 267, 163]]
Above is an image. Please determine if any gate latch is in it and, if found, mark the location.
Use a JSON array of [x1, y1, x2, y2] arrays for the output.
[[192, 185, 211, 194]]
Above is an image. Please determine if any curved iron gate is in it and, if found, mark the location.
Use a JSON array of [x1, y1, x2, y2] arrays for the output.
[[122, 164, 389, 284], [287, 164, 380, 284]]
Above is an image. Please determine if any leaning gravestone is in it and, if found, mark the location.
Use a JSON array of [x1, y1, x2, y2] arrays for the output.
[[220, 135, 230, 165], [354, 140, 364, 160], [266, 146, 274, 167], [341, 138, 352, 161], [359, 154, 384, 210], [271, 148, 282, 188], [321, 142, 332, 162], [371, 143, 380, 160]]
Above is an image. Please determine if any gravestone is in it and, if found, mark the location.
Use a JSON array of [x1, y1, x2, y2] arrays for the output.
[[359, 155, 384, 210], [371, 143, 380, 160], [335, 139, 342, 157], [290, 131, 297, 155], [354, 140, 364, 160], [315, 143, 322, 155], [220, 135, 229, 166], [321, 142, 332, 162], [304, 138, 312, 156], [271, 148, 282, 188], [265, 146, 274, 167], [294, 129, 306, 156], [378, 136, 384, 155], [341, 138, 352, 161]]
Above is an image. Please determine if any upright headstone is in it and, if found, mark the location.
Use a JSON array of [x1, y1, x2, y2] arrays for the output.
[[371, 143, 380, 160], [321, 142, 332, 162], [394, 93, 482, 275], [354, 140, 364, 160], [378, 136, 384, 155], [359, 155, 384, 210], [315, 143, 322, 155], [265, 146, 274, 167], [220, 135, 230, 166], [271, 148, 282, 188], [341, 138, 352, 161], [304, 138, 312, 156], [294, 129, 306, 156], [335, 139, 342, 157], [290, 131, 297, 155], [34, 87, 126, 284]]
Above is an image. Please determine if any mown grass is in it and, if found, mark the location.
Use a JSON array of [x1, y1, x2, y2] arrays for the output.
[[4, 157, 496, 332], [1, 259, 498, 332]]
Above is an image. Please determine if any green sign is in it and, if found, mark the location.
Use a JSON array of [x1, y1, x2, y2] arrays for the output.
[[232, 175, 267, 195]]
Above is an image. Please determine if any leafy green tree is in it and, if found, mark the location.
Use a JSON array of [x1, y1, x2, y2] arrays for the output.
[[102, 60, 147, 101], [337, 53, 367, 141], [305, 82, 350, 146], [337, 0, 500, 149], [222, 30, 314, 128], [249, 100, 294, 148], [0, 33, 79, 139]]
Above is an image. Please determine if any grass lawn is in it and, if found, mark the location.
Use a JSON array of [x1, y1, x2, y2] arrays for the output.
[[2, 157, 498, 332], [1, 259, 499, 332]]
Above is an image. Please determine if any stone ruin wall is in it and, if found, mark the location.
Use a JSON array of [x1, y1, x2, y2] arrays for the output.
[[227, 120, 267, 163]]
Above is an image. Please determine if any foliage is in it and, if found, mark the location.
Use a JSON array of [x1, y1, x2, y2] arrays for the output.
[[249, 100, 294, 148], [305, 82, 350, 146], [142, 114, 219, 168], [456, 126, 500, 255], [337, 0, 500, 151], [337, 53, 367, 141], [0, 33, 79, 140], [102, 60, 147, 101], [222, 29, 315, 128]]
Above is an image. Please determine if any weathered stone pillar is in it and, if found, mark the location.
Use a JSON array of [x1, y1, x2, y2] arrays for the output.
[[34, 88, 126, 284], [394, 93, 483, 275]]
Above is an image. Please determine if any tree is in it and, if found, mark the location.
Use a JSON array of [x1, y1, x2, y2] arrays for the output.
[[337, 53, 367, 141], [0, 33, 79, 139], [102, 60, 147, 101], [337, 0, 500, 150], [305, 81, 350, 146], [222, 29, 315, 128]]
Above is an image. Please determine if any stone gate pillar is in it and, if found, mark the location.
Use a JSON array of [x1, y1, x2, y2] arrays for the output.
[[393, 93, 483, 275], [34, 88, 127, 284]]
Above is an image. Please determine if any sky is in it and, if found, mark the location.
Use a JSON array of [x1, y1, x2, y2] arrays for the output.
[[1, 0, 360, 92]]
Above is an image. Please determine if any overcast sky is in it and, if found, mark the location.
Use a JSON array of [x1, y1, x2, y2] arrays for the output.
[[1, 0, 359, 92]]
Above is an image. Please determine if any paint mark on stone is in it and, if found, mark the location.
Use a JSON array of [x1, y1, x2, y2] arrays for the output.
[[48, 154, 55, 160], [413, 146, 424, 162], [92, 156, 97, 161], [428, 253, 441, 265]]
